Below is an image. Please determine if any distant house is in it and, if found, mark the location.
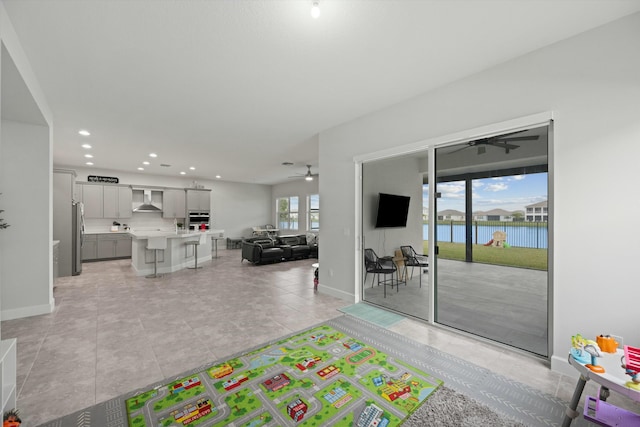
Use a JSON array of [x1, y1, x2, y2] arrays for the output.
[[474, 209, 515, 222], [525, 200, 548, 222], [437, 209, 465, 221]]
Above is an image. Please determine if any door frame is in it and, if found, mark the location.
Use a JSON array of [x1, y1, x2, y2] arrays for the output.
[[354, 111, 554, 359]]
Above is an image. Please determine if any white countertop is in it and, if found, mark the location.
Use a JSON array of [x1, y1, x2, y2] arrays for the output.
[[129, 230, 223, 239], [84, 230, 131, 235]]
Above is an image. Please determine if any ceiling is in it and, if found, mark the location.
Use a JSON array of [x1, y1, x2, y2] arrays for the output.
[[3, 1, 640, 185]]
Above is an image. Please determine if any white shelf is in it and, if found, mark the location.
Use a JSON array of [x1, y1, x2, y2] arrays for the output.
[[0, 339, 17, 413]]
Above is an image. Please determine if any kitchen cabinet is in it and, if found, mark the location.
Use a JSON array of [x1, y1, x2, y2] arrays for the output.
[[79, 183, 132, 219], [84, 233, 132, 260], [103, 185, 132, 219], [81, 183, 104, 218], [82, 234, 98, 260], [186, 189, 211, 211], [163, 189, 186, 218]]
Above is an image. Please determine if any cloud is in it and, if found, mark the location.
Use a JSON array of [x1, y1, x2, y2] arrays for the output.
[[438, 182, 465, 200], [512, 175, 525, 181], [484, 183, 508, 192]]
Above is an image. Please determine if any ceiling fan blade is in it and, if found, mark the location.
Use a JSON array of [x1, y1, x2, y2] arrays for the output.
[[494, 135, 539, 142], [485, 141, 520, 150], [446, 144, 473, 155]]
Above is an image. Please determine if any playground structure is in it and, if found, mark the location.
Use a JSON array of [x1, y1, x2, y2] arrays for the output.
[[484, 231, 507, 247]]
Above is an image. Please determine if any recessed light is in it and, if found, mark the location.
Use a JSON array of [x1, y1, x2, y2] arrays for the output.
[[216, 175, 221, 179], [138, 167, 144, 171], [86, 162, 94, 166], [180, 171, 186, 175], [84, 154, 93, 158], [143, 161, 150, 165], [78, 130, 91, 136], [82, 144, 92, 149], [189, 166, 195, 170], [149, 153, 157, 158]]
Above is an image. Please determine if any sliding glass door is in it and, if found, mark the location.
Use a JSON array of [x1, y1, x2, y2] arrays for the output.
[[434, 127, 549, 356], [359, 123, 550, 357]]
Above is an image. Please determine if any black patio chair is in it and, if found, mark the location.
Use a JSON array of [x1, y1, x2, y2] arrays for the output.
[[400, 245, 429, 288], [364, 248, 397, 297]]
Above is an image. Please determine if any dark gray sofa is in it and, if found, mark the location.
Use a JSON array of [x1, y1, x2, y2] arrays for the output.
[[241, 234, 313, 264]]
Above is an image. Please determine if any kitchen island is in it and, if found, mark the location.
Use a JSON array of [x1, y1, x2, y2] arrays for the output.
[[129, 230, 222, 276]]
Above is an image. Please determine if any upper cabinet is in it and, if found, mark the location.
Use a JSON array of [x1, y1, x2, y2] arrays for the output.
[[186, 189, 211, 211], [103, 185, 133, 219], [81, 184, 103, 218], [163, 189, 186, 218], [80, 183, 132, 219]]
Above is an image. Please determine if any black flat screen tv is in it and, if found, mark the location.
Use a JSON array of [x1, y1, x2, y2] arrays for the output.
[[375, 193, 410, 228]]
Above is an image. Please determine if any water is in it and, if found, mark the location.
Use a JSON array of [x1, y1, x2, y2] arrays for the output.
[[423, 223, 548, 249]]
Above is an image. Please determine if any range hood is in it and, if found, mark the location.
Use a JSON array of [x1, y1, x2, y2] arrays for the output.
[[133, 189, 163, 212]]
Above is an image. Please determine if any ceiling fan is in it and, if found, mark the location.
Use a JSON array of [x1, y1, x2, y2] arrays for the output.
[[448, 131, 540, 155], [289, 164, 318, 181]]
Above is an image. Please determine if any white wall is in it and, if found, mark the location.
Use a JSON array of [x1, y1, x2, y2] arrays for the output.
[[70, 166, 273, 242], [0, 1, 54, 321], [1, 120, 52, 319], [319, 12, 640, 373], [272, 178, 319, 234]]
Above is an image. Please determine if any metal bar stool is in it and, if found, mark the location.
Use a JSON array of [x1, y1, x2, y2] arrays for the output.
[[146, 236, 167, 278], [186, 233, 207, 269]]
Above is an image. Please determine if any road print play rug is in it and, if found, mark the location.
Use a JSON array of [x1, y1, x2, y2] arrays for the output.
[[125, 323, 442, 427]]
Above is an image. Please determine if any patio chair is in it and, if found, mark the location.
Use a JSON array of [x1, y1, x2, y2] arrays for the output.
[[400, 245, 429, 288], [364, 248, 397, 298]]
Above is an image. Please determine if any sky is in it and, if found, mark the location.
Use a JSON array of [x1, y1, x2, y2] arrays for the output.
[[423, 172, 548, 213]]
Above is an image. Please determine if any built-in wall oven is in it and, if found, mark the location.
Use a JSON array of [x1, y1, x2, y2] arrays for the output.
[[188, 210, 210, 230]]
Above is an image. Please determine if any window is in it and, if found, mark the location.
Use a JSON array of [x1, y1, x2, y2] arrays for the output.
[[308, 194, 319, 230], [277, 196, 298, 230]]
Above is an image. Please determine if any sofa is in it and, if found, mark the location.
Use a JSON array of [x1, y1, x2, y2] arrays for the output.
[[241, 234, 313, 264]]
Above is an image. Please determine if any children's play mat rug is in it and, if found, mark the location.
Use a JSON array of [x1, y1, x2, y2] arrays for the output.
[[40, 315, 567, 426]]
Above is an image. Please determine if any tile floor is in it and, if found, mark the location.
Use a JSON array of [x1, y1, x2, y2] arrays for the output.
[[1, 249, 637, 425]]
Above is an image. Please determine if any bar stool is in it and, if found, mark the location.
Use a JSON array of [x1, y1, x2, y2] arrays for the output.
[[146, 236, 167, 278], [186, 233, 207, 269]]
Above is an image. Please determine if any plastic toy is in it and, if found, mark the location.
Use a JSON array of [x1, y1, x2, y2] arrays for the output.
[[3, 409, 21, 427], [571, 334, 605, 373], [621, 345, 640, 391], [596, 335, 619, 353]]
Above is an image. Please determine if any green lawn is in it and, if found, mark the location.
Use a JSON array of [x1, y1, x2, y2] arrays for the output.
[[423, 241, 547, 270]]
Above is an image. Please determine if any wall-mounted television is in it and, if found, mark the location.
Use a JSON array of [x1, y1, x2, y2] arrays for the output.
[[375, 193, 410, 228]]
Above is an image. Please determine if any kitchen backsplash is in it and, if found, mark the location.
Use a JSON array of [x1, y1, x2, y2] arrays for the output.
[[84, 212, 186, 233]]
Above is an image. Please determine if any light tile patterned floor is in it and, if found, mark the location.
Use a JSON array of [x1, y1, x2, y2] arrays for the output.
[[1, 249, 638, 425]]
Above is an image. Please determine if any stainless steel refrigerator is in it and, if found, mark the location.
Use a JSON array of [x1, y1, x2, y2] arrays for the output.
[[72, 201, 84, 275]]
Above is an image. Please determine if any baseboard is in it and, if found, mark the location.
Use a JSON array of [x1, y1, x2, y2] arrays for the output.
[[551, 353, 579, 379], [319, 284, 354, 303], [1, 300, 55, 321]]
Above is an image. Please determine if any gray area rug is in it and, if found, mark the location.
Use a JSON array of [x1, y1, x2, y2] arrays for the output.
[[406, 385, 525, 427], [38, 315, 570, 426]]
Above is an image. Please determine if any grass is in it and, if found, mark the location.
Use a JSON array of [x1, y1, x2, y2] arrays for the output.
[[423, 241, 548, 270]]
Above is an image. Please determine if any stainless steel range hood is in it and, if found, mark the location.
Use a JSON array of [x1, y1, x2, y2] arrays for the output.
[[133, 189, 163, 212]]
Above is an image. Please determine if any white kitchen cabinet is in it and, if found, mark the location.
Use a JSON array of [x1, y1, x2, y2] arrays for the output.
[[163, 189, 186, 218], [81, 183, 104, 218], [103, 185, 132, 219], [186, 189, 211, 211]]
